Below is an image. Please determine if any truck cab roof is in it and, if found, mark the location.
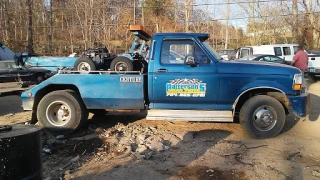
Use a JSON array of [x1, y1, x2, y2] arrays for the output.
[[153, 33, 209, 41]]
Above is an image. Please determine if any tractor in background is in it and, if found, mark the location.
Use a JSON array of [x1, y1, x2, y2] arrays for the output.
[[11, 25, 151, 73]]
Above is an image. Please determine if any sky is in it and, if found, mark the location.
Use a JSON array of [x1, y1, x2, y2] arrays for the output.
[[194, 0, 248, 31], [193, 0, 314, 33], [195, 0, 258, 31]]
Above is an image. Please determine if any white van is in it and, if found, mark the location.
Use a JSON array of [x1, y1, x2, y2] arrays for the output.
[[236, 44, 320, 77], [236, 44, 299, 62]]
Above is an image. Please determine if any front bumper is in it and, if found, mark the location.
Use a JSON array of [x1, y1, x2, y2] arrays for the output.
[[287, 92, 310, 117], [308, 68, 320, 74]]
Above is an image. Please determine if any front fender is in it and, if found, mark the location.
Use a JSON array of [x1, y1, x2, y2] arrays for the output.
[[232, 80, 309, 118], [236, 80, 292, 96], [232, 80, 289, 110]]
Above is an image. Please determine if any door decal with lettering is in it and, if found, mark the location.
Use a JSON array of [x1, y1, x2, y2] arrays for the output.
[[166, 78, 206, 97], [120, 77, 142, 83]]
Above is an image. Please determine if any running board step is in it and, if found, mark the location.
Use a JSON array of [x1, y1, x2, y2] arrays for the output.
[[146, 110, 233, 122]]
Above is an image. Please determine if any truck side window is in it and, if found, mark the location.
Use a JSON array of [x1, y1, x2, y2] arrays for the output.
[[194, 43, 210, 64], [160, 39, 209, 64], [282, 47, 291, 55], [274, 47, 282, 56]]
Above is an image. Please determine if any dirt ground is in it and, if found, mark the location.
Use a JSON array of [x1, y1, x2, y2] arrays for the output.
[[0, 77, 320, 180]]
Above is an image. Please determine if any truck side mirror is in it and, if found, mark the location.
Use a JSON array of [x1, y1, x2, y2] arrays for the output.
[[184, 56, 197, 67]]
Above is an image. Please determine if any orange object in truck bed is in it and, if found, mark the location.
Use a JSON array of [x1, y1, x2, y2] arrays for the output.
[[129, 25, 151, 39]]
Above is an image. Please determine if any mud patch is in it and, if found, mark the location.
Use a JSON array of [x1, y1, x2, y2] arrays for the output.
[[176, 165, 247, 180]]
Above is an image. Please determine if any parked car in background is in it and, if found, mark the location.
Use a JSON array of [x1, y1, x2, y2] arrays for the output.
[[239, 54, 289, 64], [217, 49, 237, 60], [236, 44, 298, 62], [0, 60, 53, 84]]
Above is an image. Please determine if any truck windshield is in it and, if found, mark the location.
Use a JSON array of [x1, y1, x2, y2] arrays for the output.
[[202, 42, 222, 60]]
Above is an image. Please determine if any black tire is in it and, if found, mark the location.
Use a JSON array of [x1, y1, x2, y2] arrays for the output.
[[35, 74, 45, 84], [110, 56, 133, 72], [37, 90, 88, 135], [74, 57, 96, 72], [239, 95, 285, 139]]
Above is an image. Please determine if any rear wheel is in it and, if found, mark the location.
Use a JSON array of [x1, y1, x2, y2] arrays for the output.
[[110, 56, 133, 72], [240, 95, 286, 139], [37, 90, 88, 135], [74, 57, 96, 73]]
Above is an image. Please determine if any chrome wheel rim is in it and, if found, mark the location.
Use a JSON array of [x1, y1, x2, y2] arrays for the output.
[[78, 62, 91, 71], [252, 105, 277, 131], [46, 101, 72, 126], [115, 62, 128, 71]]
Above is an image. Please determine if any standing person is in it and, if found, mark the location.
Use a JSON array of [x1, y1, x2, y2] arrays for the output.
[[291, 44, 308, 72], [291, 44, 309, 88]]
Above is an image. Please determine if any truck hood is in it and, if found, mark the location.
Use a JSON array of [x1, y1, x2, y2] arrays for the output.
[[217, 60, 301, 75]]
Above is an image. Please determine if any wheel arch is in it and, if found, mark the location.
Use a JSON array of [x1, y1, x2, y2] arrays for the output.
[[233, 87, 290, 118], [30, 84, 84, 123]]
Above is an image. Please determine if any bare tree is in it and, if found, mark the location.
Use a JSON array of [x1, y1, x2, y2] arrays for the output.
[[292, 0, 299, 43], [27, 0, 34, 53], [225, 0, 230, 49]]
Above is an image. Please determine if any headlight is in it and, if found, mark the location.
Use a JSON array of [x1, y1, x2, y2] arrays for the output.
[[293, 73, 303, 90]]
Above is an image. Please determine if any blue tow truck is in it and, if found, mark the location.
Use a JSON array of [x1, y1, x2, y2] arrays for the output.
[[20, 32, 310, 139]]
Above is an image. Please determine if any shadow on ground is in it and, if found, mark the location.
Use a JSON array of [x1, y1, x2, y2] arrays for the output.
[[0, 95, 23, 116]]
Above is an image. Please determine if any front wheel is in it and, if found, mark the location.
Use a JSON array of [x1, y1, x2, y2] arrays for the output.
[[37, 90, 88, 135], [240, 95, 286, 139]]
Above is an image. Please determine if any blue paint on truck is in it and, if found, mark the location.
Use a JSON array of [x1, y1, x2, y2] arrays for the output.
[[23, 56, 80, 71], [21, 32, 310, 139]]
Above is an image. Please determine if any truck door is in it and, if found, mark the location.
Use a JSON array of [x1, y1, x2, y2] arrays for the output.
[[239, 48, 251, 58], [282, 46, 293, 61], [150, 38, 219, 109]]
